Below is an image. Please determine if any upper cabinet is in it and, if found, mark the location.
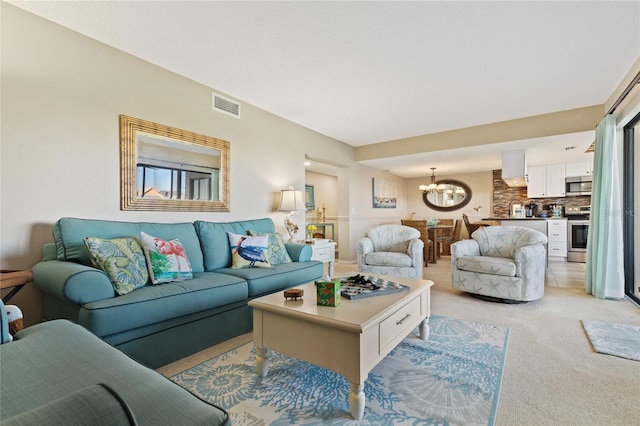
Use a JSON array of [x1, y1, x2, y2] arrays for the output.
[[527, 163, 566, 198], [565, 161, 593, 177]]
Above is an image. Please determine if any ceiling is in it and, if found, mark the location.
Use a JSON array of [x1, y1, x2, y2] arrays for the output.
[[10, 1, 640, 177]]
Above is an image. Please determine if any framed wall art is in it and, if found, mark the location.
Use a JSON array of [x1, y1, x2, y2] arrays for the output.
[[372, 178, 397, 208]]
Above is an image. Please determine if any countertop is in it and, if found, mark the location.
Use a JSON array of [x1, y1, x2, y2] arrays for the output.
[[482, 217, 555, 221]]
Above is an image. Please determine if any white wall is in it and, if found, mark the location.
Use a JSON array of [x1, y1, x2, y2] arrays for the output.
[[0, 4, 379, 323]]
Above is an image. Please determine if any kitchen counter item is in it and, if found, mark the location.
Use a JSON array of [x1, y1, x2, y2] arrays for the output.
[[483, 217, 546, 221]]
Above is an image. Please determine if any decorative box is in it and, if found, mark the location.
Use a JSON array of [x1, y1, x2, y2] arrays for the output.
[[315, 279, 341, 307]]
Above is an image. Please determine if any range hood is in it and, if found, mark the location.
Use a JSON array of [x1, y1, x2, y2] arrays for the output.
[[501, 150, 528, 187]]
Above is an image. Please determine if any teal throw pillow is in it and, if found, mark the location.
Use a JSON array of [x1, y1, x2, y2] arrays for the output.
[[83, 236, 149, 295], [140, 232, 193, 284], [247, 230, 292, 265], [228, 232, 271, 268]]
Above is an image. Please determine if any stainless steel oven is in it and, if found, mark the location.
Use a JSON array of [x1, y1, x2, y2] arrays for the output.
[[567, 220, 589, 262], [565, 206, 590, 263]]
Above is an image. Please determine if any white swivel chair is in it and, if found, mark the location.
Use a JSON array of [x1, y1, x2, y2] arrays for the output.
[[357, 224, 424, 279], [451, 226, 547, 302]]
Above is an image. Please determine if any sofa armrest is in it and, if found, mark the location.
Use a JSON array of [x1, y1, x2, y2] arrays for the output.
[[284, 242, 313, 262], [33, 260, 115, 305], [356, 237, 374, 268], [514, 244, 547, 278], [1, 300, 10, 344], [2, 383, 137, 426], [407, 238, 424, 267], [450, 240, 481, 270]]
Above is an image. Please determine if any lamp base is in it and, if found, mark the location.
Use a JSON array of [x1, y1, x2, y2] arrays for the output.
[[284, 212, 299, 242]]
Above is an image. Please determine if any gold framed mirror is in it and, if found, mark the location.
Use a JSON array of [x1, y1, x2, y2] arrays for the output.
[[120, 115, 230, 211]]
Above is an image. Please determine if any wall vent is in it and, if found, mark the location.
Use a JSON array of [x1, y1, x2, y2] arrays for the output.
[[212, 92, 241, 118]]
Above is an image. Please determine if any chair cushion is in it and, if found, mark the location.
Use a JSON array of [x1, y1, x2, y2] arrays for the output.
[[365, 252, 413, 268], [456, 256, 517, 277]]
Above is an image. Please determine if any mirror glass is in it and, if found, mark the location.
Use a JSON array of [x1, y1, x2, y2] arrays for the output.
[[120, 115, 230, 211], [421, 179, 472, 212]]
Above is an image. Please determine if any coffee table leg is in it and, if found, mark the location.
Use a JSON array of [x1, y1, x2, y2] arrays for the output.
[[256, 347, 270, 377], [419, 316, 430, 340], [349, 381, 365, 419]]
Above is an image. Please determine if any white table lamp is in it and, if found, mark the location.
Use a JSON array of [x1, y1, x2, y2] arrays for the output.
[[279, 187, 304, 241]]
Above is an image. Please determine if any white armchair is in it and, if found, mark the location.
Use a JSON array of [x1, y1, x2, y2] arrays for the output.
[[357, 224, 424, 279], [451, 226, 547, 302]]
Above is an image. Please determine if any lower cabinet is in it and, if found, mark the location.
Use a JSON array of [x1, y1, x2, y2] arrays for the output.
[[547, 219, 567, 260]]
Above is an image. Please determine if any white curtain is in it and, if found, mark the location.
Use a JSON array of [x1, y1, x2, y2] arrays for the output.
[[586, 114, 624, 299]]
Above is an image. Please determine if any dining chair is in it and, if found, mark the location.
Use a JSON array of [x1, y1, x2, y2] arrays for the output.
[[437, 219, 461, 255], [400, 219, 434, 265], [462, 213, 485, 237]]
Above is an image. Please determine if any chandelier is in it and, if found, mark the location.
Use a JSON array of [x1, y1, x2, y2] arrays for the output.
[[419, 167, 438, 193]]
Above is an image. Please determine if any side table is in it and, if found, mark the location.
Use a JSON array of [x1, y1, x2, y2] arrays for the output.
[[1, 270, 32, 333], [307, 240, 337, 277], [1, 270, 33, 304]]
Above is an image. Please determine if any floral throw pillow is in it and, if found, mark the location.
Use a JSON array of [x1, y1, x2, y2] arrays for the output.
[[140, 232, 193, 284], [83, 236, 149, 296], [228, 232, 271, 268], [247, 230, 292, 265]]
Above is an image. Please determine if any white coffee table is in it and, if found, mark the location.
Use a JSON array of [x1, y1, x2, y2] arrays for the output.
[[248, 275, 434, 420]]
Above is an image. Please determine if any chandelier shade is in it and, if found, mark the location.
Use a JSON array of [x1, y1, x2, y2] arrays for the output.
[[419, 167, 439, 192]]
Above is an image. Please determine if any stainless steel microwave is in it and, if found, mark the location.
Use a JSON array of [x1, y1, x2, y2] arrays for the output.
[[565, 176, 592, 196]]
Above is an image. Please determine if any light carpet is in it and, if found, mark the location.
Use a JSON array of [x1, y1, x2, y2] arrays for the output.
[[171, 315, 509, 425], [582, 320, 640, 361]]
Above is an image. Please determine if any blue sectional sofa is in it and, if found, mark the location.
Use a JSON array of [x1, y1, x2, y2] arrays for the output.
[[0, 300, 229, 425], [33, 217, 323, 368]]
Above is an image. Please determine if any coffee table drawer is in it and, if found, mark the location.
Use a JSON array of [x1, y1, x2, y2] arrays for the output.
[[379, 296, 421, 351]]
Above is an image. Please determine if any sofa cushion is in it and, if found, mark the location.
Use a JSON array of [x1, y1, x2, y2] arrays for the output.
[[195, 218, 276, 271], [456, 256, 517, 277], [227, 233, 271, 268], [247, 230, 293, 265], [217, 261, 324, 297], [53, 218, 204, 273], [77, 272, 248, 337], [140, 232, 193, 284], [83, 236, 149, 295]]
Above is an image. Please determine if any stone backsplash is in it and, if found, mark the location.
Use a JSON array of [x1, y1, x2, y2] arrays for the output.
[[492, 170, 591, 217]]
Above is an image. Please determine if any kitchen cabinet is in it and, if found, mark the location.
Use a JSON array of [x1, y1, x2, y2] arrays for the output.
[[565, 161, 593, 177], [547, 219, 567, 259], [527, 164, 566, 198]]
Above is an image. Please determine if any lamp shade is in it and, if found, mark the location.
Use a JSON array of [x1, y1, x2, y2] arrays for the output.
[[279, 188, 304, 212]]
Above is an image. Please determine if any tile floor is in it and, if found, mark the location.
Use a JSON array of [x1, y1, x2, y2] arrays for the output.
[[545, 260, 587, 288]]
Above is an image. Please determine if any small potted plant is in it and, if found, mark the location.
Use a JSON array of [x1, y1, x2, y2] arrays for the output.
[[306, 224, 317, 241]]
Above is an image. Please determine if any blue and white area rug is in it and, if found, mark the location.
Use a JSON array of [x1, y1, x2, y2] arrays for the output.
[[171, 315, 509, 425], [582, 320, 640, 362]]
